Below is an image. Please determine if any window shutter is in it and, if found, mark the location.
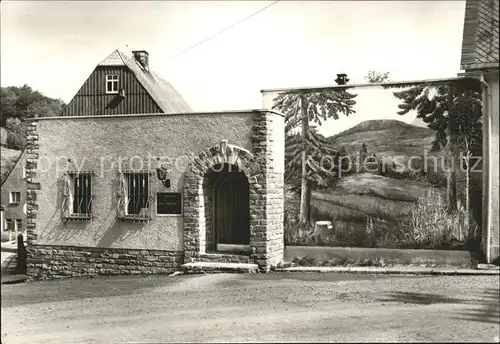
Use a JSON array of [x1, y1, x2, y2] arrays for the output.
[[62, 174, 74, 218]]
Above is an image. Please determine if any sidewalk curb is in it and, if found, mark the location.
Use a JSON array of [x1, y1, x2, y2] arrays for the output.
[[275, 266, 500, 276]]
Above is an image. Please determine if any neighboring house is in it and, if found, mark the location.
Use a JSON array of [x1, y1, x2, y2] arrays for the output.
[[1, 149, 26, 236], [460, 0, 499, 263], [1, 205, 5, 232], [61, 49, 192, 116]]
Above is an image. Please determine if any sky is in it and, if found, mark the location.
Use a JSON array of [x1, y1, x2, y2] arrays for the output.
[[1, 0, 467, 136]]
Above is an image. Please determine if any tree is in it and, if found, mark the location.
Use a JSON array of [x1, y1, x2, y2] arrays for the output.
[[454, 93, 483, 236], [364, 70, 390, 83], [273, 88, 357, 227], [384, 78, 482, 213], [358, 143, 369, 173], [1, 85, 66, 149], [336, 146, 350, 178], [5, 117, 26, 150]]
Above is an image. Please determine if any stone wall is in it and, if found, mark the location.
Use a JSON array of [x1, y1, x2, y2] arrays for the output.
[[27, 244, 183, 280], [25, 119, 40, 245], [252, 111, 285, 268]]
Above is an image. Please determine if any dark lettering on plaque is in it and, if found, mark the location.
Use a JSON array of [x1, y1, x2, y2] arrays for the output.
[[157, 192, 182, 215]]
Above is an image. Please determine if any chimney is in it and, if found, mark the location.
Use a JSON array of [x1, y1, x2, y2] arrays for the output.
[[132, 50, 149, 70], [335, 73, 349, 85]]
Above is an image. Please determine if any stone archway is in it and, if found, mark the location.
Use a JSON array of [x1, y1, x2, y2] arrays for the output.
[[183, 140, 265, 264], [204, 163, 250, 252]]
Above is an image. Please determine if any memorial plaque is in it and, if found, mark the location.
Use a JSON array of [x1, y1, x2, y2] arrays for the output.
[[157, 192, 182, 215]]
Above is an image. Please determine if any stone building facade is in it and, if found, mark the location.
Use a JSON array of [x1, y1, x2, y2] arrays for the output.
[[24, 110, 284, 280]]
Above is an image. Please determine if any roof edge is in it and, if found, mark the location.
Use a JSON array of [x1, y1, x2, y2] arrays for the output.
[[27, 109, 283, 121], [260, 76, 470, 93], [461, 61, 500, 71]]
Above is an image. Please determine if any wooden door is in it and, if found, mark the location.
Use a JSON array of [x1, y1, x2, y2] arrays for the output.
[[214, 172, 249, 246]]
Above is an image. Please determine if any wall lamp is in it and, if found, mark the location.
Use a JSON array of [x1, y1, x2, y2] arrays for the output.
[[155, 164, 170, 188]]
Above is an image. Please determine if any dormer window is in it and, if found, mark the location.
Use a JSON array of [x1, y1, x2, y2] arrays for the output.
[[106, 74, 119, 94]]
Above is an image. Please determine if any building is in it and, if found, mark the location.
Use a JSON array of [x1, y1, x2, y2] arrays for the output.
[[460, 0, 499, 263], [61, 49, 192, 116], [24, 49, 285, 280], [1, 149, 26, 237], [0, 127, 8, 146]]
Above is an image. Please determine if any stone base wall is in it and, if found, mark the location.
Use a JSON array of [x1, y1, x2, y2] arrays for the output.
[[27, 244, 184, 281], [194, 253, 254, 264]]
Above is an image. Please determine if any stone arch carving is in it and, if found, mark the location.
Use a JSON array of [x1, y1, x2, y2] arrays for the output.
[[183, 140, 265, 263], [189, 140, 261, 182]]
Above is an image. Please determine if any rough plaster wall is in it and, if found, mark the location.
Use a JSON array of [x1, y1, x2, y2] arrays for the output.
[[1, 153, 26, 231], [270, 115, 285, 174], [34, 113, 253, 251]]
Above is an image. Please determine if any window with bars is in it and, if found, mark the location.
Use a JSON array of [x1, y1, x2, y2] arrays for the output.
[[15, 219, 22, 231], [106, 74, 119, 94], [63, 171, 94, 220], [72, 173, 92, 214], [119, 171, 154, 221]]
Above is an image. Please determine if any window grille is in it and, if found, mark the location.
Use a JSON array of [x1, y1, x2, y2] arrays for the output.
[[118, 170, 155, 222], [63, 171, 94, 221]]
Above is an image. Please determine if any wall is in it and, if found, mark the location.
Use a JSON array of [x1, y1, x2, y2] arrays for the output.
[[0, 151, 26, 233], [484, 73, 499, 263], [61, 66, 162, 116], [29, 112, 254, 253]]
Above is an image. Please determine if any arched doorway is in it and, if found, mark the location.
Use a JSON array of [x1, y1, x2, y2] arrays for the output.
[[205, 163, 250, 253]]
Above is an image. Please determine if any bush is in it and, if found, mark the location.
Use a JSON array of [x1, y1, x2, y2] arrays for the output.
[[399, 188, 473, 249], [284, 208, 300, 245]]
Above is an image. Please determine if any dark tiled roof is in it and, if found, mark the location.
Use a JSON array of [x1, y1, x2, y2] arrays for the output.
[[460, 0, 499, 70], [98, 50, 192, 113]]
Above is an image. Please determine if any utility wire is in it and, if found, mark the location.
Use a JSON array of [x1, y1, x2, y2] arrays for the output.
[[159, 0, 279, 64]]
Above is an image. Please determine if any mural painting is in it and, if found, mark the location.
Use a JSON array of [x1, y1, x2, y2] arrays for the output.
[[265, 76, 483, 251]]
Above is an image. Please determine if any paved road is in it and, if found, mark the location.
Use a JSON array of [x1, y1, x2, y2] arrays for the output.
[[2, 273, 499, 343]]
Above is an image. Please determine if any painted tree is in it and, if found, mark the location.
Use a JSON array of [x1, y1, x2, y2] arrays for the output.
[[337, 146, 350, 178], [364, 70, 390, 83], [273, 88, 357, 226], [358, 143, 369, 173], [384, 78, 482, 214], [454, 92, 483, 237]]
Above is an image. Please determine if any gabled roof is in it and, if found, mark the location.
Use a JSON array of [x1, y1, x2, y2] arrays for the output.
[[460, 0, 499, 71], [98, 50, 192, 113]]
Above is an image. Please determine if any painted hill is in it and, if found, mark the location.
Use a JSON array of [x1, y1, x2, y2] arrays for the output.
[[328, 119, 436, 153], [327, 119, 449, 180]]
